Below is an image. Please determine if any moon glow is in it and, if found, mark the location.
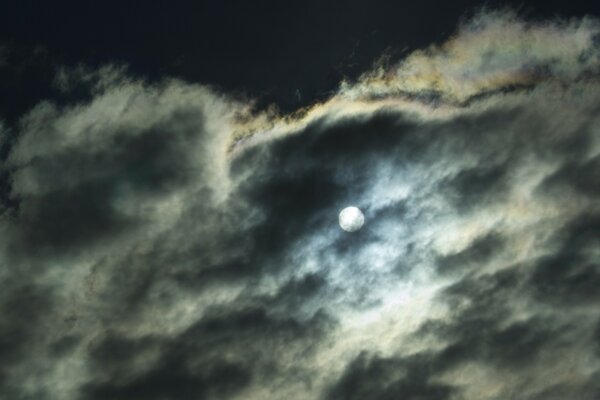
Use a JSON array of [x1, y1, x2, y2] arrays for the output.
[[339, 206, 365, 232]]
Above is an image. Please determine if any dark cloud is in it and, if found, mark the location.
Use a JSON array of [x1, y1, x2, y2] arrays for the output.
[[538, 154, 600, 198], [8, 105, 208, 257], [326, 351, 456, 400], [0, 285, 53, 385], [440, 164, 510, 212], [530, 212, 600, 306], [84, 307, 331, 400], [436, 232, 506, 275]]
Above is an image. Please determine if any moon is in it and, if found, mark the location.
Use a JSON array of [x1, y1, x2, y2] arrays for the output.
[[339, 206, 365, 232]]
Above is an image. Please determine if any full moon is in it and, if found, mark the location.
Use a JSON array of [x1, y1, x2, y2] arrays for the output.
[[339, 206, 365, 232]]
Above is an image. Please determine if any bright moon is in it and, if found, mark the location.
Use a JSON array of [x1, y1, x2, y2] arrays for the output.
[[339, 206, 365, 232]]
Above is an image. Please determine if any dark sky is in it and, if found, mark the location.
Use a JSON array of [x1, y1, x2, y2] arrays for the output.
[[2, 0, 600, 120], [1, 2, 600, 400]]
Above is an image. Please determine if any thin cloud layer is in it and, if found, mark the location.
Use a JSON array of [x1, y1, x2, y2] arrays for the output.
[[0, 11, 599, 400]]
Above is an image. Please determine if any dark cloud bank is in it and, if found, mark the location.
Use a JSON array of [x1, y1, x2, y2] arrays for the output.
[[1, 11, 600, 400]]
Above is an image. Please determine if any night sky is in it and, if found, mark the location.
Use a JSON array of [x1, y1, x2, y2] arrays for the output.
[[1, 1, 600, 399]]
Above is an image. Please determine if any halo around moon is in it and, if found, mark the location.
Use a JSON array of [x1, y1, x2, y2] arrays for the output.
[[339, 206, 365, 232]]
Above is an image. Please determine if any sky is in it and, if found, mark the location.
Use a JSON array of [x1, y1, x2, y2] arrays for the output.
[[1, 2, 600, 400]]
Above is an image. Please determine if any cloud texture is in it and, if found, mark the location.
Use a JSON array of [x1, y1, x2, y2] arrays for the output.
[[1, 11, 599, 400]]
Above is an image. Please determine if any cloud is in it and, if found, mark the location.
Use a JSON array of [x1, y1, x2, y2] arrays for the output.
[[0, 10, 599, 400], [325, 351, 456, 400], [338, 9, 600, 104]]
